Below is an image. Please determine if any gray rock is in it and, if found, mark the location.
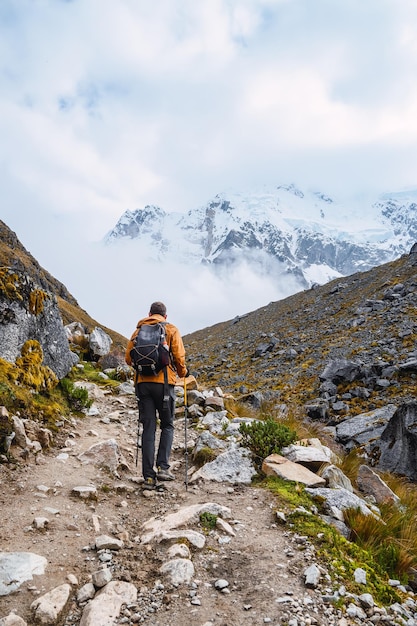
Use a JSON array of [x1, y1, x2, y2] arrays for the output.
[[376, 402, 417, 480], [320, 359, 362, 384], [0, 552, 47, 596], [190, 447, 257, 484], [89, 327, 112, 358], [76, 583, 96, 604], [354, 567, 367, 584], [320, 465, 353, 491], [335, 404, 397, 448], [305, 487, 378, 518], [92, 567, 113, 588], [304, 564, 321, 588], [159, 558, 195, 586], [0, 272, 77, 379]]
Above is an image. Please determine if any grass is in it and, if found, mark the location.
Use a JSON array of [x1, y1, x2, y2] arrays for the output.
[[265, 476, 401, 606]]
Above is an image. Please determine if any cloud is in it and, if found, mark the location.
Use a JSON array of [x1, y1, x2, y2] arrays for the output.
[[59, 238, 304, 338], [2, 0, 417, 332]]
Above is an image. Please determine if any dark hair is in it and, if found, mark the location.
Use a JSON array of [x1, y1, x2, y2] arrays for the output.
[[149, 301, 167, 316]]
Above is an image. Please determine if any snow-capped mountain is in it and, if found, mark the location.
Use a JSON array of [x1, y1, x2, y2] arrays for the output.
[[104, 184, 417, 289]]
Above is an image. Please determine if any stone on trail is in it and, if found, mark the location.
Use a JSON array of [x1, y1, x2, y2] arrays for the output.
[[77, 439, 120, 475], [0, 552, 47, 596], [190, 447, 257, 484], [0, 614, 28, 625], [30, 583, 71, 625], [159, 558, 195, 586], [79, 580, 137, 626]]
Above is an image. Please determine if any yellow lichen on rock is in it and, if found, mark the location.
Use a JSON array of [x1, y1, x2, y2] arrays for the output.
[[15, 340, 58, 391], [29, 289, 49, 315], [0, 267, 23, 301]]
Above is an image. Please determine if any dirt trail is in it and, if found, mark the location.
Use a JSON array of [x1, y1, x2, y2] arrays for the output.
[[0, 389, 331, 626]]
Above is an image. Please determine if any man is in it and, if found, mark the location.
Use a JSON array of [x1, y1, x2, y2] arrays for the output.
[[125, 301, 187, 490]]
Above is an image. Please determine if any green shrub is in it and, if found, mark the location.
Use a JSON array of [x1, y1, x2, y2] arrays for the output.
[[59, 378, 92, 412], [239, 416, 297, 466], [200, 511, 218, 531]]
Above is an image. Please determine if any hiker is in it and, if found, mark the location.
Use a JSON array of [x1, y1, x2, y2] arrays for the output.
[[125, 301, 187, 490]]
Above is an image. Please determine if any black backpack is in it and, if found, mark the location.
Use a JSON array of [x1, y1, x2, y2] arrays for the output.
[[130, 322, 170, 376]]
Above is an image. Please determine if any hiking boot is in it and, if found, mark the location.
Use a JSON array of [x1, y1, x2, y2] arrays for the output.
[[157, 467, 175, 481], [142, 477, 157, 490]]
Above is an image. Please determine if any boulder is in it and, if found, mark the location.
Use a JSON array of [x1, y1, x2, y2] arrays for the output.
[[89, 327, 112, 358], [375, 402, 417, 480], [0, 271, 77, 379]]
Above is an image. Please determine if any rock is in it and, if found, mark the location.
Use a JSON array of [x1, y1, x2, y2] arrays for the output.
[[199, 410, 229, 435], [159, 558, 195, 586], [376, 401, 417, 480], [79, 581, 137, 626], [141, 502, 231, 545], [354, 568, 367, 584], [204, 396, 225, 410], [281, 439, 335, 470], [95, 535, 124, 551], [33, 517, 49, 530], [0, 271, 77, 379], [192, 430, 228, 458], [262, 454, 326, 487], [77, 439, 120, 475], [319, 359, 362, 384], [304, 564, 321, 588], [214, 579, 229, 590], [30, 583, 71, 625], [305, 487, 378, 518], [0, 614, 28, 626], [190, 447, 257, 484], [320, 465, 353, 492], [167, 544, 191, 559], [89, 327, 112, 358], [356, 464, 400, 505], [92, 567, 113, 588], [76, 583, 96, 604], [335, 404, 397, 449], [141, 529, 206, 549], [71, 486, 97, 500], [0, 552, 47, 596]]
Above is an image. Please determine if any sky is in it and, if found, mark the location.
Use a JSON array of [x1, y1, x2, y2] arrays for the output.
[[2, 0, 417, 337]]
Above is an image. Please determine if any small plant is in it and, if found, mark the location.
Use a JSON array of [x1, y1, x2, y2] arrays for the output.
[[200, 511, 218, 531], [193, 446, 217, 466], [59, 378, 92, 412], [239, 416, 297, 466]]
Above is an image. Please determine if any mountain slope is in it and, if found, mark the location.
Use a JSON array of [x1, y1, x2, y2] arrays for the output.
[[0, 220, 127, 349], [183, 248, 417, 422]]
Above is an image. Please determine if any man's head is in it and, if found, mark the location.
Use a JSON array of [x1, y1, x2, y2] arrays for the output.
[[149, 301, 167, 317]]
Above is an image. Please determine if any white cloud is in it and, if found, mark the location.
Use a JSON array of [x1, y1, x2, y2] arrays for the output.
[[2, 0, 417, 333]]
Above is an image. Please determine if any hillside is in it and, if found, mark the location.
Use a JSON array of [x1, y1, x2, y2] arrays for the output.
[[0, 220, 127, 350], [184, 248, 417, 420]]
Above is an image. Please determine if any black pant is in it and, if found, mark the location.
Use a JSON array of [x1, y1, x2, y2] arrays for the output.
[[137, 382, 175, 480]]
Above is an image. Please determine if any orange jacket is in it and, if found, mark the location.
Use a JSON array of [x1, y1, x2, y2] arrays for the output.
[[125, 313, 187, 385]]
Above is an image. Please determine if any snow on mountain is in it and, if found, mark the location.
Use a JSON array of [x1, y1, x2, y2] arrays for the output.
[[104, 183, 417, 291]]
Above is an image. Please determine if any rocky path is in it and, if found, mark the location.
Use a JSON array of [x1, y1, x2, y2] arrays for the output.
[[0, 386, 410, 626]]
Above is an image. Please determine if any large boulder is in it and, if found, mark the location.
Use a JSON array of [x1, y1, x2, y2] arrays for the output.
[[0, 270, 77, 379], [375, 402, 417, 481]]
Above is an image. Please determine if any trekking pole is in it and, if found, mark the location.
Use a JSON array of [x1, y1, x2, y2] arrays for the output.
[[135, 382, 141, 467], [184, 376, 189, 491]]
